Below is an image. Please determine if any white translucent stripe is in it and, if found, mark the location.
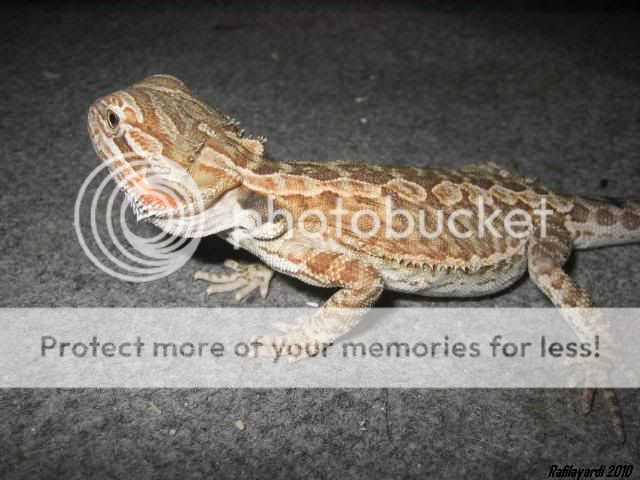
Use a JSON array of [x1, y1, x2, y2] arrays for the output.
[[1, 308, 638, 388]]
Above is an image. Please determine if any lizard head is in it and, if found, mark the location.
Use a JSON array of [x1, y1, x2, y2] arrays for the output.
[[87, 74, 240, 219]]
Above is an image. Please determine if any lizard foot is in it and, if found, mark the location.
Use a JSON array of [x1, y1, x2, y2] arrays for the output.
[[250, 333, 331, 361], [249, 315, 337, 360], [194, 260, 274, 302]]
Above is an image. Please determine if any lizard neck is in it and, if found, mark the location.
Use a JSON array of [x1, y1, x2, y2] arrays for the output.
[[199, 127, 302, 196]]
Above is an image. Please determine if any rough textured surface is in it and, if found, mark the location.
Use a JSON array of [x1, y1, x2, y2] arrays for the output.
[[1, 2, 640, 478]]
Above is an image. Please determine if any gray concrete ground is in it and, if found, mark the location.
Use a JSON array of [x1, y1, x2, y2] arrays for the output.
[[1, 2, 640, 478]]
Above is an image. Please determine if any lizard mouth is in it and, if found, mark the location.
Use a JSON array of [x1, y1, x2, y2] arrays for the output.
[[116, 169, 180, 220], [108, 160, 204, 221]]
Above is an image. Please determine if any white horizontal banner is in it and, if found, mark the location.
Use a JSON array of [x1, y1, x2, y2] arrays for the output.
[[1, 308, 638, 388]]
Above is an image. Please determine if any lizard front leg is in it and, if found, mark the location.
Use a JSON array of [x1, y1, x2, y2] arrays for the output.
[[527, 220, 625, 442], [256, 248, 384, 356]]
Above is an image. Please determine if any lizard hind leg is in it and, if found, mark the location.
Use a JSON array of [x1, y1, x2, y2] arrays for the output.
[[194, 260, 274, 302], [527, 220, 625, 442]]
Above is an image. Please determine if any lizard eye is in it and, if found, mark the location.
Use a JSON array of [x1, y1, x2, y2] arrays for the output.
[[106, 109, 120, 129]]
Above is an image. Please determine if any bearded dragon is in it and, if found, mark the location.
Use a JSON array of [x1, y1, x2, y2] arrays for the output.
[[88, 75, 640, 441]]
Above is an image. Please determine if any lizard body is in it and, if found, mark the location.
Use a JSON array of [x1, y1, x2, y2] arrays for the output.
[[88, 75, 640, 440]]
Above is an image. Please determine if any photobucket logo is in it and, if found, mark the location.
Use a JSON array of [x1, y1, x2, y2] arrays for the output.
[[257, 196, 553, 241], [74, 154, 201, 282]]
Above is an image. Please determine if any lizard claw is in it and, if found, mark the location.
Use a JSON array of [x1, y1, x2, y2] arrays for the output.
[[581, 388, 595, 415], [194, 260, 274, 302]]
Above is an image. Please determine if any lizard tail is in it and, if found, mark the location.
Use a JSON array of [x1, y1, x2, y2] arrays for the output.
[[565, 196, 640, 250]]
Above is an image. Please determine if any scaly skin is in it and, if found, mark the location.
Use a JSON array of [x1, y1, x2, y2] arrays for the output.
[[88, 75, 640, 441]]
